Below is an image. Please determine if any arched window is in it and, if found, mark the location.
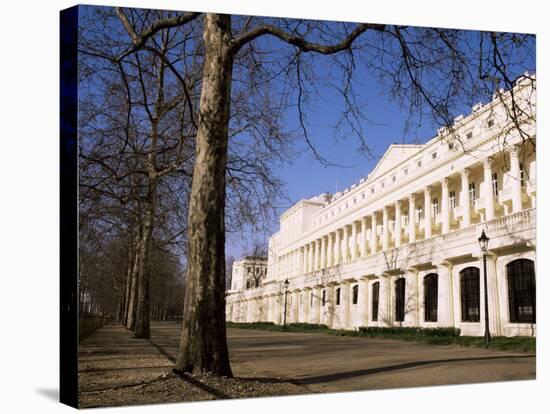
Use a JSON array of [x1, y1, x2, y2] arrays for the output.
[[460, 267, 480, 322], [424, 273, 438, 322], [507, 259, 536, 323], [372, 282, 380, 322], [395, 278, 405, 322]]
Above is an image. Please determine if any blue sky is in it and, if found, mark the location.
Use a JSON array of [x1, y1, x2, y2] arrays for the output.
[[225, 70, 438, 258]]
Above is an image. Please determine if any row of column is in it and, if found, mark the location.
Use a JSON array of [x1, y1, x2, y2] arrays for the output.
[[277, 147, 523, 277]]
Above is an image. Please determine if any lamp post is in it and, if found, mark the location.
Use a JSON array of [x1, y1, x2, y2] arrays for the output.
[[283, 279, 289, 329], [478, 230, 490, 344]]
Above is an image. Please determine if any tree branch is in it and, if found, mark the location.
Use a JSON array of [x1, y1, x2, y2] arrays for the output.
[[232, 22, 385, 54]]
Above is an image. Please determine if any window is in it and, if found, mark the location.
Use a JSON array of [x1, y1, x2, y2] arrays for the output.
[[310, 292, 314, 307], [362, 193, 366, 200], [403, 168, 408, 176], [417, 160, 422, 168], [322, 289, 326, 306], [416, 207, 424, 221], [432, 197, 439, 216], [460, 267, 480, 322], [432, 151, 438, 160], [487, 118, 494, 128], [424, 273, 438, 322], [469, 182, 476, 204], [520, 163, 525, 187], [450, 190, 456, 209], [395, 278, 406, 322], [466, 131, 473, 140], [371, 187, 375, 194], [392, 175, 396, 183], [352, 285, 359, 305], [335, 288, 341, 306], [448, 142, 454, 150], [492, 172, 499, 196], [507, 259, 536, 323], [381, 181, 385, 189], [372, 282, 380, 321]]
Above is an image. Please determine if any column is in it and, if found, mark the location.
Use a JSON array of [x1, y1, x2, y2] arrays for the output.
[[480, 254, 502, 336], [371, 212, 378, 254], [424, 186, 432, 239], [303, 288, 311, 323], [405, 268, 420, 326], [358, 277, 369, 327], [460, 168, 471, 228], [308, 242, 314, 273], [334, 229, 341, 264], [292, 290, 300, 323], [382, 207, 389, 251], [394, 200, 402, 247], [343, 225, 349, 263], [302, 245, 308, 274], [436, 262, 454, 327], [341, 282, 351, 329], [360, 217, 367, 256], [314, 239, 320, 271], [510, 145, 522, 213], [378, 276, 390, 326], [351, 221, 358, 260], [408, 193, 416, 243], [327, 233, 333, 267], [441, 178, 450, 234], [312, 286, 321, 324], [483, 157, 495, 221], [320, 236, 326, 270]]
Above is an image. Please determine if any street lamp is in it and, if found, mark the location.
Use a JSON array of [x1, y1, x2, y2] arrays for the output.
[[478, 229, 491, 344], [283, 279, 289, 329]]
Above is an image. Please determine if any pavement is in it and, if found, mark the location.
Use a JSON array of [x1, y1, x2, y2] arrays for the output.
[[226, 328, 535, 393], [79, 322, 536, 401]]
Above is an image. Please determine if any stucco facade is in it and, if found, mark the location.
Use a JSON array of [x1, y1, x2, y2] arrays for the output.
[[226, 75, 536, 337]]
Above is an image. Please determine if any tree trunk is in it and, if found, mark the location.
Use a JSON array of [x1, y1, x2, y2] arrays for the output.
[[125, 233, 140, 330], [174, 13, 233, 377]]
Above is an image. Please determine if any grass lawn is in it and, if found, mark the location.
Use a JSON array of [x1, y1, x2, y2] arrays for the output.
[[226, 322, 535, 353]]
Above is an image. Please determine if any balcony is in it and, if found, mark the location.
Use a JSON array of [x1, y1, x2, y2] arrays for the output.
[[498, 185, 529, 207]]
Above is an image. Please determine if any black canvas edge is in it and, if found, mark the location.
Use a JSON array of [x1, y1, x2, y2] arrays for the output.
[[60, 5, 79, 409]]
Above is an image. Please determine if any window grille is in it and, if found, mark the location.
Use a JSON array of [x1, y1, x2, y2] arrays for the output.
[[507, 259, 536, 323], [469, 182, 476, 204], [460, 267, 480, 322], [520, 163, 525, 187], [432, 197, 439, 216], [395, 278, 405, 322], [424, 273, 438, 322], [372, 282, 380, 321], [449, 190, 456, 209], [492, 172, 499, 196]]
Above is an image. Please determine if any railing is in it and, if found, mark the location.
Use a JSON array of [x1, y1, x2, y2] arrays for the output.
[[79, 313, 111, 342], [229, 209, 536, 301]]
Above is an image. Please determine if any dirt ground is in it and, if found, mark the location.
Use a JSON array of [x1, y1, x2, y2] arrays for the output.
[[78, 323, 307, 408], [78, 322, 535, 408]]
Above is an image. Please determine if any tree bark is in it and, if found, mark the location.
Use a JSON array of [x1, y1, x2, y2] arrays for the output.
[[133, 187, 156, 338], [174, 13, 233, 377]]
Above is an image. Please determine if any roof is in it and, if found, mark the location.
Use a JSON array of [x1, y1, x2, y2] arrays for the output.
[[367, 144, 423, 182]]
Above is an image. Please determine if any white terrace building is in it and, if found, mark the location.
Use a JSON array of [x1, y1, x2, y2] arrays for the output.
[[226, 75, 536, 337]]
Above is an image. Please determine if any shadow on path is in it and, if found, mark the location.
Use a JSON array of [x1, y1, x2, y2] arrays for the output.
[[298, 355, 536, 385]]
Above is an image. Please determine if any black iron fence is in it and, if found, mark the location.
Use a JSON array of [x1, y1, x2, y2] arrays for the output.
[[79, 313, 111, 342]]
